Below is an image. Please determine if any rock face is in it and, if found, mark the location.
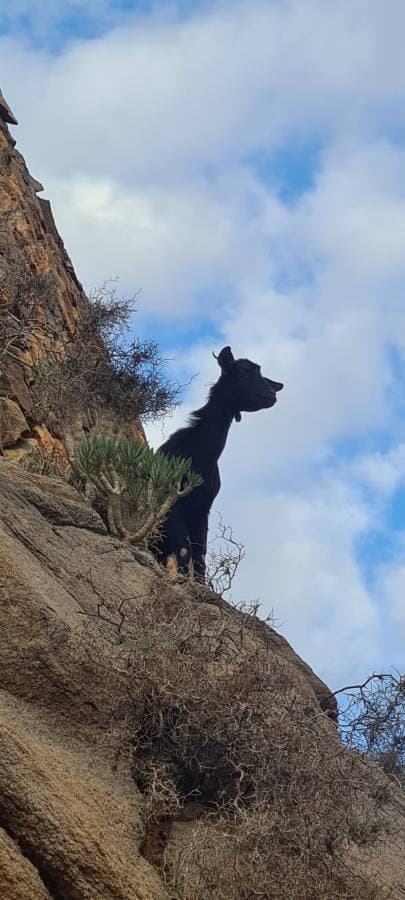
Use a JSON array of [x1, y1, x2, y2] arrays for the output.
[[0, 398, 28, 450], [0, 461, 165, 899], [0, 92, 145, 462], [0, 109, 83, 381], [0, 93, 85, 461], [0, 461, 404, 899]]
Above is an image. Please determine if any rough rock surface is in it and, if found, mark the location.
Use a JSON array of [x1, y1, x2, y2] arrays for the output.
[[0, 116, 83, 399], [0, 100, 84, 461], [0, 398, 28, 450], [0, 89, 18, 125], [0, 460, 404, 899], [0, 97, 145, 460], [0, 461, 168, 899]]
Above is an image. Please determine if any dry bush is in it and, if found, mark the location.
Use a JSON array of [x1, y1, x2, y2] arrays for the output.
[[30, 281, 179, 434], [335, 673, 405, 787], [167, 807, 389, 900], [206, 513, 246, 596], [76, 576, 392, 899], [18, 443, 72, 479]]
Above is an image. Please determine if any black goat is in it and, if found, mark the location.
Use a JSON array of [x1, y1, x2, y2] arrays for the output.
[[156, 346, 283, 580]]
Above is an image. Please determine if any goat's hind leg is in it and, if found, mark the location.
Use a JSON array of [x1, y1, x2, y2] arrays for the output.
[[156, 506, 192, 579], [189, 516, 209, 583]]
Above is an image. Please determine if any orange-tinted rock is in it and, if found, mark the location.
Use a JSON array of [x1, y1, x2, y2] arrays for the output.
[[0, 399, 28, 449], [128, 419, 147, 445], [0, 359, 33, 413], [0, 94, 147, 468], [32, 425, 71, 474], [0, 113, 86, 424]]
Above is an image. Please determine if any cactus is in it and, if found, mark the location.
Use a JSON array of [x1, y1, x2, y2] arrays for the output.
[[65, 435, 202, 545]]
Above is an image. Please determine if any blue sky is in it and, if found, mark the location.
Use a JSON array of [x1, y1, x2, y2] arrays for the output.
[[0, 0, 211, 50], [1, 0, 405, 687]]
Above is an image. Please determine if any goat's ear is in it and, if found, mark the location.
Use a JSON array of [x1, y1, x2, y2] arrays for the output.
[[215, 346, 235, 372]]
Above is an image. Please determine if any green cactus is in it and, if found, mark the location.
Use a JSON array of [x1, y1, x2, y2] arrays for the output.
[[67, 435, 202, 544]]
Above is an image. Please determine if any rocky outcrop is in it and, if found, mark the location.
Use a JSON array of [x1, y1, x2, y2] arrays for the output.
[[0, 89, 17, 126], [0, 101, 84, 354], [0, 89, 86, 462], [0, 90, 145, 464], [0, 460, 404, 899]]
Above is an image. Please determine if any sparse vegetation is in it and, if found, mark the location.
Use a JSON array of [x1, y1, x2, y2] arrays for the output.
[[206, 513, 245, 596], [30, 281, 180, 434], [334, 672, 405, 787], [0, 217, 178, 434], [19, 442, 71, 479], [0, 223, 55, 386], [78, 578, 393, 900]]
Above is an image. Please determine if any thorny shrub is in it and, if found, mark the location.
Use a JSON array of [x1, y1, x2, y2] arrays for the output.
[[0, 224, 177, 430], [336, 673, 405, 787], [30, 281, 179, 433], [77, 575, 393, 900], [206, 513, 246, 596]]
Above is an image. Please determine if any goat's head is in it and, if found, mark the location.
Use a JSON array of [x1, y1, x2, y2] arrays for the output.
[[213, 346, 283, 421]]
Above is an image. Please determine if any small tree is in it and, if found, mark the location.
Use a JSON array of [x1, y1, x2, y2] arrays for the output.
[[68, 435, 202, 545]]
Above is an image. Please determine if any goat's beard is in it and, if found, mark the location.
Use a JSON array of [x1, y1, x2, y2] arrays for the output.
[[235, 411, 242, 422]]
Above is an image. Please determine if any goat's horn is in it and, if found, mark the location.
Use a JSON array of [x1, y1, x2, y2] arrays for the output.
[[212, 350, 218, 360]]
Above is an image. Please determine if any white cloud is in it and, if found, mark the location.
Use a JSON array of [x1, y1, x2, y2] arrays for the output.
[[351, 444, 405, 496], [381, 563, 405, 628], [217, 481, 380, 686], [1, 0, 405, 684]]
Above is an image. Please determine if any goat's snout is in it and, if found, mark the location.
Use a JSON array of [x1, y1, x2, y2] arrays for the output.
[[265, 378, 284, 393], [261, 378, 283, 407]]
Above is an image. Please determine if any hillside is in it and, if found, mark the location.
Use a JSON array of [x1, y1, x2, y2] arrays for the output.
[[1, 460, 405, 899], [0, 91, 404, 900]]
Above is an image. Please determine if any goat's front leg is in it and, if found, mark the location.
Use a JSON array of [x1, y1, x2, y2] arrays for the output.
[[189, 515, 209, 582]]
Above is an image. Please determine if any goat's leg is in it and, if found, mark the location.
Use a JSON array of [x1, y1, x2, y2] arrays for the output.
[[189, 516, 209, 582], [154, 504, 192, 577]]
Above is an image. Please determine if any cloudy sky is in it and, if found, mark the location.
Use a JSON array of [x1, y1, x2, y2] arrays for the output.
[[1, 0, 405, 687]]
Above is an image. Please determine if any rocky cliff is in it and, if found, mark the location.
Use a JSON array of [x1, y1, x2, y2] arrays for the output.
[[0, 92, 404, 900], [0, 90, 144, 465], [0, 91, 86, 461]]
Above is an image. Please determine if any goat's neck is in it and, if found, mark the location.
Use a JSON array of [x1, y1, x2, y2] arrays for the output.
[[196, 395, 235, 461]]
